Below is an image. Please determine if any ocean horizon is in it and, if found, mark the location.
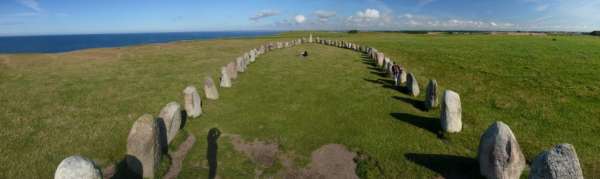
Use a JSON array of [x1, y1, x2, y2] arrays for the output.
[[0, 31, 280, 54]]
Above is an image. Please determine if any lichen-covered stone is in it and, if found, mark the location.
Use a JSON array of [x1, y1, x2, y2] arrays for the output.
[[183, 86, 202, 118], [478, 121, 525, 179], [530, 144, 584, 179], [204, 76, 219, 100], [54, 155, 102, 179], [158, 102, 182, 144], [127, 114, 160, 178], [406, 72, 420, 97], [440, 90, 461, 133]]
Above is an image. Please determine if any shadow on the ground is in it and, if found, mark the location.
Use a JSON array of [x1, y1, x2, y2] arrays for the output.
[[207, 128, 221, 179], [390, 112, 442, 138], [404, 153, 484, 179], [392, 96, 427, 111]]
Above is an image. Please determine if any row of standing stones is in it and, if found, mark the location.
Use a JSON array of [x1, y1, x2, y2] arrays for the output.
[[53, 37, 307, 179], [54, 34, 584, 179]]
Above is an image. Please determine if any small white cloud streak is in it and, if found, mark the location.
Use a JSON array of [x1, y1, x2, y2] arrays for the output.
[[16, 0, 41, 12], [250, 10, 279, 21], [294, 15, 306, 23]]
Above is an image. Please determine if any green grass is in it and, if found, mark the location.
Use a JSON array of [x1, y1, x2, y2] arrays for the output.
[[1, 32, 599, 178]]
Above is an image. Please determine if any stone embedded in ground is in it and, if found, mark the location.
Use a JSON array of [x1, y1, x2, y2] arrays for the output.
[[204, 76, 219, 100], [54, 155, 102, 179], [478, 121, 525, 179], [158, 102, 182, 144], [227, 62, 237, 80], [236, 57, 245, 72], [220, 66, 232, 88], [376, 52, 385, 67], [183, 86, 202, 118], [127, 114, 160, 178], [406, 72, 420, 97], [440, 90, 461, 132], [424, 79, 438, 110], [530, 144, 584, 179]]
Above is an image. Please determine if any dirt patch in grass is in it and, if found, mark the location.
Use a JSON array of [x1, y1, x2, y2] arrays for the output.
[[228, 135, 359, 178], [163, 133, 197, 179]]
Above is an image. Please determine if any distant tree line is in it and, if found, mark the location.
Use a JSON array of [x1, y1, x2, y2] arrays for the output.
[[592, 31, 600, 36], [348, 30, 359, 34]]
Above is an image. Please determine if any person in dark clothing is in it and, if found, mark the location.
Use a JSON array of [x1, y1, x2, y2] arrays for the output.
[[301, 50, 308, 57]]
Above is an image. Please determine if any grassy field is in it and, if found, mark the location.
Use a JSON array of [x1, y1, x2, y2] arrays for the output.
[[1, 32, 599, 178]]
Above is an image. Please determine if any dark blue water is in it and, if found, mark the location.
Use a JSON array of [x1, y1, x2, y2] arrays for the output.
[[0, 31, 279, 54]]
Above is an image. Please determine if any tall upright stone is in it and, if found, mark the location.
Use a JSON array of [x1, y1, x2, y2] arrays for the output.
[[399, 68, 407, 84], [158, 102, 182, 144], [127, 114, 160, 178], [220, 67, 232, 88], [440, 90, 461, 133], [424, 79, 438, 110], [530, 144, 584, 179], [478, 121, 525, 179], [376, 52, 385, 67], [227, 62, 237, 80], [309, 33, 313, 43], [406, 73, 420, 97], [236, 57, 245, 72], [183, 86, 202, 118], [204, 76, 219, 100], [54, 155, 102, 179]]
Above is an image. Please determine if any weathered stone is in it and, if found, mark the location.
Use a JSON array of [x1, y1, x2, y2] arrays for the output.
[[399, 68, 407, 84], [309, 33, 313, 43], [204, 76, 219, 100], [220, 67, 232, 88], [158, 102, 182, 144], [383, 58, 390, 70], [440, 90, 461, 133], [406, 72, 420, 97], [127, 114, 160, 178], [376, 52, 385, 67], [227, 62, 237, 80], [424, 79, 438, 110], [530, 144, 584, 179], [478, 121, 525, 179], [54, 155, 102, 179], [183, 86, 202, 118], [236, 57, 245, 72]]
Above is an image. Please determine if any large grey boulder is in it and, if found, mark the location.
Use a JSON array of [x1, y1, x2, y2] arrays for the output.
[[220, 67, 232, 88], [227, 62, 237, 80], [158, 102, 182, 144], [440, 90, 461, 133], [406, 73, 420, 97], [54, 155, 102, 179], [424, 79, 438, 110], [478, 121, 525, 179], [127, 114, 160, 178], [183, 86, 202, 118], [204, 76, 219, 100], [530, 144, 584, 179]]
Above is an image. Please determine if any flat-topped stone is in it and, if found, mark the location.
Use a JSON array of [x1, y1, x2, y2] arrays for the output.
[[158, 102, 182, 144], [127, 114, 160, 178], [54, 155, 102, 179], [440, 90, 461, 132], [183, 86, 202, 118]]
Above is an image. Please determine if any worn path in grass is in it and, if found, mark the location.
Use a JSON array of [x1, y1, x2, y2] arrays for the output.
[[178, 43, 476, 178]]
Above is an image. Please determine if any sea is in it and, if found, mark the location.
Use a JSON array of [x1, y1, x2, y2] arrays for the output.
[[0, 31, 279, 54]]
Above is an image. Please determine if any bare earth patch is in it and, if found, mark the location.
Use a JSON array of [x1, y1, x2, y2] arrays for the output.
[[163, 133, 197, 179], [228, 135, 359, 179]]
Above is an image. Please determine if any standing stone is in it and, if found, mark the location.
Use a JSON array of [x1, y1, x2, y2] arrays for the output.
[[440, 90, 461, 133], [309, 33, 313, 43], [236, 57, 244, 72], [530, 144, 584, 179], [478, 121, 525, 179], [183, 86, 202, 118], [220, 67, 232, 88], [204, 76, 219, 100], [127, 114, 160, 178], [383, 58, 390, 70], [54, 155, 102, 179], [158, 102, 182, 144], [424, 79, 438, 110], [227, 62, 237, 80], [376, 52, 385, 67], [399, 69, 407, 84], [406, 73, 420, 97]]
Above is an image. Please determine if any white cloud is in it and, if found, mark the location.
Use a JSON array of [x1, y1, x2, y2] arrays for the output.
[[314, 10, 336, 22], [357, 9, 380, 19], [250, 10, 279, 21], [294, 15, 306, 23], [16, 0, 41, 12], [536, 4, 549, 11]]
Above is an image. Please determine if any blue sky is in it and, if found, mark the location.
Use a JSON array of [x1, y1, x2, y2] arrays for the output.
[[1, 0, 599, 36]]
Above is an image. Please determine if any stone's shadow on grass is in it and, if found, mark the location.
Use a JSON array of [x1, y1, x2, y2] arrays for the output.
[[207, 128, 221, 179], [404, 153, 483, 179], [390, 113, 443, 138], [363, 78, 405, 93], [179, 110, 188, 129], [106, 155, 143, 179], [392, 96, 427, 111], [157, 117, 169, 155]]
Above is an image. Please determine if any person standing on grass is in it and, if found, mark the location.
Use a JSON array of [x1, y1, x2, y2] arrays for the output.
[[392, 64, 402, 86]]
